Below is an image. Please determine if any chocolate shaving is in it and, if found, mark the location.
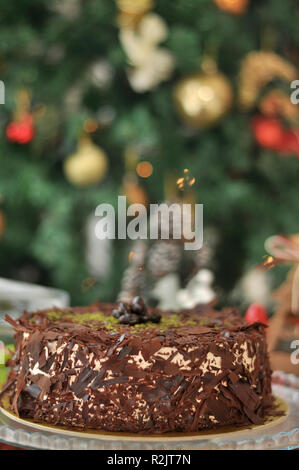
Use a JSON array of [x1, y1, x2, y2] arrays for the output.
[[24, 383, 41, 398], [71, 367, 97, 397]]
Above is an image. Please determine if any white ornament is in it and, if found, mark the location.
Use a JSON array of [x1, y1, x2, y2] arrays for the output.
[[233, 267, 272, 306], [152, 273, 180, 310], [120, 13, 175, 92], [89, 59, 114, 89], [176, 289, 195, 309], [177, 268, 216, 308], [50, 0, 81, 20]]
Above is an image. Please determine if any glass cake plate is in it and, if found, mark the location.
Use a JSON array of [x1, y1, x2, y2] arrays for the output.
[[0, 371, 298, 450]]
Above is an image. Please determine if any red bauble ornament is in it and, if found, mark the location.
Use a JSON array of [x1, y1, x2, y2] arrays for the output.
[[6, 114, 35, 144], [252, 115, 299, 157], [251, 116, 284, 150], [245, 302, 268, 325], [279, 128, 299, 157]]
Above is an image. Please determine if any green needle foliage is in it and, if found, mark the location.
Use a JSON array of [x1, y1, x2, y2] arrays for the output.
[[0, 1, 298, 305]]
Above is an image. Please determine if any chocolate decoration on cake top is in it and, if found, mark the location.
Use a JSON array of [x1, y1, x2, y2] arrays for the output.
[[112, 297, 161, 325], [21, 301, 243, 335]]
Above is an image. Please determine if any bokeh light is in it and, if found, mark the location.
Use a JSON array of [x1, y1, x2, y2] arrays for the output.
[[83, 119, 99, 133], [136, 161, 153, 178]]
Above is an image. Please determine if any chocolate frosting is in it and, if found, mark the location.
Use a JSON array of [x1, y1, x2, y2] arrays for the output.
[[0, 302, 277, 433]]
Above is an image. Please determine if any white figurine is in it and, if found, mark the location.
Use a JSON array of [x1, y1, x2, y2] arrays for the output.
[[177, 269, 216, 309], [152, 273, 180, 310]]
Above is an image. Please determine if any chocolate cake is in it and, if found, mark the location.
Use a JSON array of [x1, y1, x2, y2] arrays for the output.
[[0, 299, 276, 434]]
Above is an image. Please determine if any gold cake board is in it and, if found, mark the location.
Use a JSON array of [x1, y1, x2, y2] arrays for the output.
[[0, 394, 288, 442]]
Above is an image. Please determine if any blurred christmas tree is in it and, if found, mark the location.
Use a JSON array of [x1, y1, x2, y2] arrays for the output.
[[0, 0, 298, 305]]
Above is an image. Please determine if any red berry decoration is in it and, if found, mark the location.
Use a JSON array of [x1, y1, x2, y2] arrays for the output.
[[245, 302, 268, 325], [251, 116, 284, 150], [6, 114, 35, 144]]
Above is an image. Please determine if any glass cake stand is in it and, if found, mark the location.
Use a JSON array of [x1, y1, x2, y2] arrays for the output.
[[0, 277, 69, 329], [0, 371, 298, 450]]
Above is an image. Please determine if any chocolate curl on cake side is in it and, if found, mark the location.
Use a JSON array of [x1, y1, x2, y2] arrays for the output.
[[1, 314, 34, 416]]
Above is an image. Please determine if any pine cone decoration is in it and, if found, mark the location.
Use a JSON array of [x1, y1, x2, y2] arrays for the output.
[[118, 264, 147, 302], [194, 227, 218, 269], [118, 241, 147, 302], [147, 240, 181, 279]]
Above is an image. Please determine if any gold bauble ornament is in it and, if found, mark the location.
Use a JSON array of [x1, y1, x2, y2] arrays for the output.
[[214, 0, 249, 15], [173, 69, 233, 128], [64, 136, 108, 186], [117, 0, 153, 29]]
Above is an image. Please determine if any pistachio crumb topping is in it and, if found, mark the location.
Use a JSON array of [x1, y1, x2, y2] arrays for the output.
[[29, 310, 230, 333]]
